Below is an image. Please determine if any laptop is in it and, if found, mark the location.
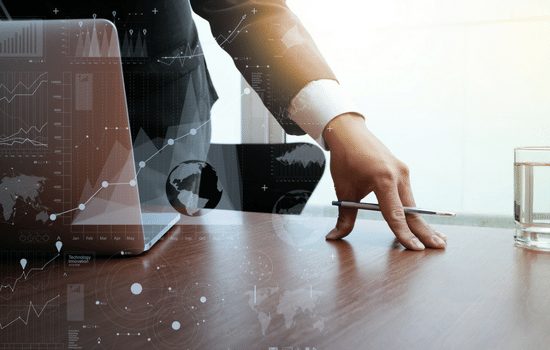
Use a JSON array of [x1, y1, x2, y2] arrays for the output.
[[0, 19, 179, 255]]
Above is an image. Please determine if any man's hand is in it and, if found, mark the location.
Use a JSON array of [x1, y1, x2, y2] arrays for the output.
[[323, 113, 447, 250]]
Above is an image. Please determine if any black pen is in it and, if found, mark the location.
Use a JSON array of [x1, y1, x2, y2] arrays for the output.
[[332, 201, 456, 217]]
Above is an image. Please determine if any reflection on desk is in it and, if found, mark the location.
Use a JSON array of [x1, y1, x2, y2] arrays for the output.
[[1, 211, 550, 349]]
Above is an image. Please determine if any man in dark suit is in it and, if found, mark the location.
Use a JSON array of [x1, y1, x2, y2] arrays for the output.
[[2, 0, 446, 250]]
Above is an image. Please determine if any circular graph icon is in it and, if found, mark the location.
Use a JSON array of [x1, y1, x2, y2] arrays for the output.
[[95, 253, 176, 328], [238, 249, 274, 285], [148, 298, 205, 349], [182, 280, 225, 317]]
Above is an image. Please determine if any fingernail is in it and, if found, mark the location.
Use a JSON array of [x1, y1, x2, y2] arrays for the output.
[[436, 232, 448, 240], [411, 238, 425, 250], [325, 229, 338, 240], [432, 235, 446, 247]]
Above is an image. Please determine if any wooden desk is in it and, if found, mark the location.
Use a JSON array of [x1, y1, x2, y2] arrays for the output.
[[1, 211, 549, 349]]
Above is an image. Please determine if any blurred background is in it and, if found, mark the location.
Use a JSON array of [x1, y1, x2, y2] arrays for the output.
[[193, 0, 550, 225]]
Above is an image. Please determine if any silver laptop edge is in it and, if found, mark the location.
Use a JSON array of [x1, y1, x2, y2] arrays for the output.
[[0, 19, 180, 255], [107, 18, 180, 253]]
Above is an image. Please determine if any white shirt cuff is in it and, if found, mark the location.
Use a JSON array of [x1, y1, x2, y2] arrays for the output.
[[288, 79, 364, 150]]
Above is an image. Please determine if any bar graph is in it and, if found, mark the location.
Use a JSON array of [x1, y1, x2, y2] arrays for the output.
[[0, 22, 43, 57]]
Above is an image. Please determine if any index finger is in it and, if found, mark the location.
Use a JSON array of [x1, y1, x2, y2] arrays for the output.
[[375, 184, 425, 250]]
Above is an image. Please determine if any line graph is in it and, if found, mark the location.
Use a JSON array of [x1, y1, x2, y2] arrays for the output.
[[0, 72, 48, 104], [0, 243, 63, 345], [0, 294, 60, 330], [49, 119, 210, 220], [0, 253, 60, 295], [0, 122, 48, 147], [158, 43, 204, 67], [0, 72, 49, 153], [0, 138, 47, 147], [158, 13, 249, 67]]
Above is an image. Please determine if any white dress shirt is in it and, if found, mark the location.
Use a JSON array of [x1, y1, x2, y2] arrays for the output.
[[288, 79, 365, 149]]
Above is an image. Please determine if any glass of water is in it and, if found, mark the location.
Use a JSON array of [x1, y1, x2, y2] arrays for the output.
[[514, 147, 550, 250]]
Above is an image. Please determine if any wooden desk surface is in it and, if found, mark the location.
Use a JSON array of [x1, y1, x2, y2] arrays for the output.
[[1, 211, 549, 349]]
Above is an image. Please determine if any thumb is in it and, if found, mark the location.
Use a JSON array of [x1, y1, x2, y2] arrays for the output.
[[326, 201, 358, 240]]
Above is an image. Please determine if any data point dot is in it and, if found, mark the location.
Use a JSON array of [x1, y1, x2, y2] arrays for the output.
[[190, 128, 197, 135], [130, 282, 143, 295], [78, 204, 85, 211], [49, 214, 57, 221], [102, 181, 109, 188], [139, 161, 146, 168], [129, 179, 137, 187], [167, 138, 174, 145]]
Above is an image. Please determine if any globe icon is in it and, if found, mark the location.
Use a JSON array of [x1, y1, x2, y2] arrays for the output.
[[272, 190, 311, 214], [166, 160, 223, 216], [271, 190, 326, 248]]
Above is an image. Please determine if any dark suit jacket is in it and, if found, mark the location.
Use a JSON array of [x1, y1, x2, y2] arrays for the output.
[[4, 0, 336, 140]]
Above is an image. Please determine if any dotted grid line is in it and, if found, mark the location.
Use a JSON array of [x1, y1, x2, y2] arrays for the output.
[[49, 120, 210, 221]]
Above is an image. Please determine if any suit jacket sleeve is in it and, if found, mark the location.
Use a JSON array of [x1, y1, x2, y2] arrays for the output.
[[190, 0, 337, 135]]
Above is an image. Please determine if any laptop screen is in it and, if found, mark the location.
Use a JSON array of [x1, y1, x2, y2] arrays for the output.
[[0, 20, 144, 251]]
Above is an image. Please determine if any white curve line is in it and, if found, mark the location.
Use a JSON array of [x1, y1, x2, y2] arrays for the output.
[[0, 73, 48, 104], [0, 254, 60, 293], [158, 14, 247, 67], [0, 138, 48, 147], [0, 122, 48, 141], [51, 119, 210, 220], [216, 14, 248, 46], [0, 294, 60, 330], [158, 45, 203, 66], [135, 118, 210, 178], [83, 187, 104, 206], [53, 182, 130, 217], [143, 144, 169, 163], [0, 72, 47, 94], [0, 80, 48, 104]]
